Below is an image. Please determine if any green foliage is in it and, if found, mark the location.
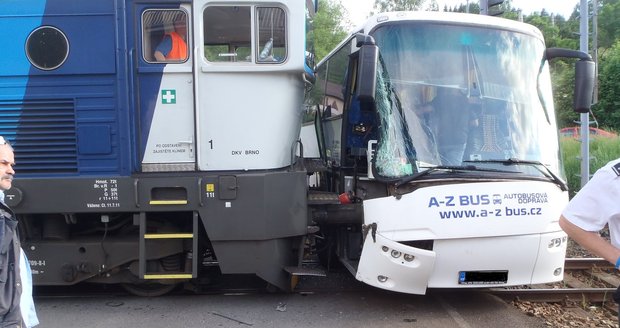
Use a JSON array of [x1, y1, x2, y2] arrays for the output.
[[598, 0, 620, 49], [593, 40, 620, 129], [561, 137, 620, 197], [306, 0, 348, 62], [560, 137, 581, 197], [552, 61, 579, 128], [447, 3, 480, 13], [373, 0, 425, 12]]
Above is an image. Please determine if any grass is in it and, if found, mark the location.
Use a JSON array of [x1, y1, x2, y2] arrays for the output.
[[561, 136, 620, 198]]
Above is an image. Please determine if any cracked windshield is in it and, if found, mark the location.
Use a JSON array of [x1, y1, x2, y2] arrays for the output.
[[371, 23, 559, 179]]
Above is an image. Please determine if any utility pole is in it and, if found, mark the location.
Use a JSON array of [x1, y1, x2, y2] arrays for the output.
[[480, 0, 503, 16], [480, 0, 488, 14], [592, 0, 598, 105], [579, 0, 590, 188]]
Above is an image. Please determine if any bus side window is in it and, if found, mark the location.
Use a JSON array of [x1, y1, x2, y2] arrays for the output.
[[347, 96, 375, 153]]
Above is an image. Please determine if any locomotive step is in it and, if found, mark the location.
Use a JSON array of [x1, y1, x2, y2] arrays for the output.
[[143, 273, 193, 280], [284, 266, 327, 277], [144, 233, 193, 239]]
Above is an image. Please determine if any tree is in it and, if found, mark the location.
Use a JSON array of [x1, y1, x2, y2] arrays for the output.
[[306, 0, 349, 62], [598, 0, 620, 50], [593, 40, 620, 129], [373, 0, 426, 12], [551, 61, 578, 128], [426, 0, 439, 11]]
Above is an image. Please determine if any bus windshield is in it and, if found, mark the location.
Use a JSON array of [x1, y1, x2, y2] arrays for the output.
[[370, 23, 559, 180]]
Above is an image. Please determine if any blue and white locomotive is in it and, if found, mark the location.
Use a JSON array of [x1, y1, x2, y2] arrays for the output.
[[1, 0, 313, 294]]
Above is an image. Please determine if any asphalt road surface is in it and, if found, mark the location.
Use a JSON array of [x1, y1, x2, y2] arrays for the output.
[[33, 284, 546, 328]]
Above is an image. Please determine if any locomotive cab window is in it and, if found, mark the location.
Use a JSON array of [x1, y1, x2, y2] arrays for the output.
[[203, 6, 286, 63], [204, 6, 251, 62], [256, 7, 286, 63], [26, 26, 69, 71], [142, 9, 189, 63]]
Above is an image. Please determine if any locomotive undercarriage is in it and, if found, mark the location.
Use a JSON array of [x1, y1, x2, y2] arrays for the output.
[[10, 170, 309, 295], [19, 212, 208, 295], [18, 210, 309, 295]]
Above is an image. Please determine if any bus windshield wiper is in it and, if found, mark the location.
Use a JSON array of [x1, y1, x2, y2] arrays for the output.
[[463, 158, 568, 191], [394, 164, 515, 188]]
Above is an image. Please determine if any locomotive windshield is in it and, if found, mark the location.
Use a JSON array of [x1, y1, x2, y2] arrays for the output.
[[370, 23, 559, 180]]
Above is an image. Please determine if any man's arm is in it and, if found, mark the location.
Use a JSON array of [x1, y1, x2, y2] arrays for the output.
[[154, 51, 166, 61], [559, 215, 620, 266], [153, 35, 172, 61]]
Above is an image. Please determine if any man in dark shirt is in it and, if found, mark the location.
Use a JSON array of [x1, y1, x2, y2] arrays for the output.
[[0, 136, 22, 326]]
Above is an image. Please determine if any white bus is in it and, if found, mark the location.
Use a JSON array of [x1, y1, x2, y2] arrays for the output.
[[303, 11, 594, 294]]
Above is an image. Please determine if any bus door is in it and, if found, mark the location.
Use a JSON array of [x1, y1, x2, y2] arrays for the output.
[[136, 4, 195, 172]]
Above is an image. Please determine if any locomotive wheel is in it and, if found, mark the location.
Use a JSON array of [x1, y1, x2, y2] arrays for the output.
[[121, 282, 178, 297]]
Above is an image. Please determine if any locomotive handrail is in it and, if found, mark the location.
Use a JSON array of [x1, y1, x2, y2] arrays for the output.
[[134, 179, 139, 208], [198, 177, 203, 207]]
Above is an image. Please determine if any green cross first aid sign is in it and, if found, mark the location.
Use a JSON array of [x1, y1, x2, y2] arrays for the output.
[[161, 89, 176, 104]]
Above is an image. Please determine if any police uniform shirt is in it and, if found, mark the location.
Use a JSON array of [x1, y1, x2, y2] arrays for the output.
[[562, 158, 620, 248]]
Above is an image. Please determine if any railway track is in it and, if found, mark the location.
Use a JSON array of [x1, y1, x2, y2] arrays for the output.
[[489, 258, 618, 304], [35, 258, 619, 301], [33, 258, 618, 327], [488, 258, 620, 327]]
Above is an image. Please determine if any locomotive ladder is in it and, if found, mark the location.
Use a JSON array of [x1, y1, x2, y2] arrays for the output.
[[138, 212, 199, 280]]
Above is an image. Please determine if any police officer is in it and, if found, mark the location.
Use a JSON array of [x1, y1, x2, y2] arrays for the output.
[[559, 157, 620, 322]]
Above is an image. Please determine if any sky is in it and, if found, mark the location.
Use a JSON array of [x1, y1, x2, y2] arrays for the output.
[[339, 0, 581, 28]]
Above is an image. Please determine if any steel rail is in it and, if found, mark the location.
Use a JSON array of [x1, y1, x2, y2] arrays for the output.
[[488, 287, 617, 303], [565, 258, 613, 270], [489, 258, 617, 303]]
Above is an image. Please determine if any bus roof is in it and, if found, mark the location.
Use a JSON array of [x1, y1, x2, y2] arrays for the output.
[[353, 11, 543, 40], [316, 11, 545, 69]]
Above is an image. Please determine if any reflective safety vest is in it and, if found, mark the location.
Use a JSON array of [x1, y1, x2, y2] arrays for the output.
[[165, 32, 187, 60]]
